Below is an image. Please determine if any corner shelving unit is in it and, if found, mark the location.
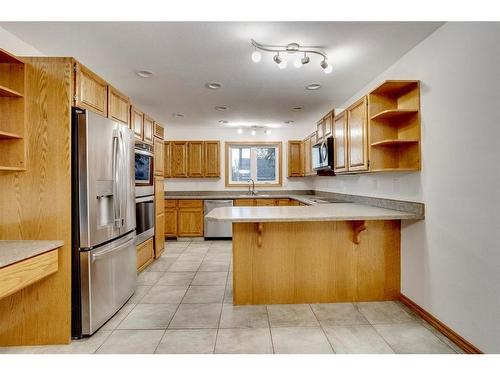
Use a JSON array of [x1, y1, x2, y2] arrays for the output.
[[368, 80, 421, 172], [0, 48, 26, 172]]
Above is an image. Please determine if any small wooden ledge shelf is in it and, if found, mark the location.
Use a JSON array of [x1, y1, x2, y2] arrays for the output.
[[0, 130, 23, 140], [0, 84, 23, 98], [369, 80, 419, 96], [370, 109, 418, 121], [371, 139, 419, 147]]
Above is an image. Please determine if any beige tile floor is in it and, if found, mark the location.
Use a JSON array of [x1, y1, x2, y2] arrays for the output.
[[0, 240, 463, 354]]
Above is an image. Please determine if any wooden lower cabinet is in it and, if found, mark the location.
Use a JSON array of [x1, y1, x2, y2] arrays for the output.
[[165, 207, 178, 237], [256, 199, 276, 206], [234, 199, 256, 207], [234, 198, 299, 207], [155, 212, 165, 258], [276, 199, 290, 206], [136, 238, 154, 272], [164, 199, 204, 237]]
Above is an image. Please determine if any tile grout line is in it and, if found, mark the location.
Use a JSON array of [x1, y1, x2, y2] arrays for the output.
[[308, 304, 336, 354], [354, 303, 399, 354], [213, 240, 232, 354], [266, 305, 276, 354]]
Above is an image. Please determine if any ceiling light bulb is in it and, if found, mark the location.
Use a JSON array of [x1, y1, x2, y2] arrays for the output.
[[320, 59, 328, 69], [323, 64, 333, 74], [301, 54, 310, 65], [265, 129, 272, 135], [273, 53, 282, 65], [251, 129, 257, 136], [278, 59, 287, 70], [251, 50, 262, 63], [237, 128, 243, 134], [293, 58, 302, 69]]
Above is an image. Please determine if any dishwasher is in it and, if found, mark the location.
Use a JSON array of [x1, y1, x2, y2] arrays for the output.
[[204, 200, 233, 239]]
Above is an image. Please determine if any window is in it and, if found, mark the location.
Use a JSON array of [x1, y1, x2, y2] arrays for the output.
[[225, 142, 282, 187]]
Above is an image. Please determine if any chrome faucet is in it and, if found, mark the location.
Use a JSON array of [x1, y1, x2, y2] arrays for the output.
[[247, 179, 257, 196]]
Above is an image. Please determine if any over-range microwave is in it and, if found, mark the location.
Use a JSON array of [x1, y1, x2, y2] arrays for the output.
[[312, 136, 334, 171]]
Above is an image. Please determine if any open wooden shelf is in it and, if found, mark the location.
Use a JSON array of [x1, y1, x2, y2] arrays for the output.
[[369, 80, 419, 96], [0, 165, 26, 172], [371, 139, 419, 147], [368, 168, 420, 173], [370, 109, 418, 121], [0, 85, 23, 98], [0, 130, 23, 139]]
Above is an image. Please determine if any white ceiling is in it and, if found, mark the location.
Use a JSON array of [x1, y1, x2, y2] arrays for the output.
[[1, 22, 442, 129]]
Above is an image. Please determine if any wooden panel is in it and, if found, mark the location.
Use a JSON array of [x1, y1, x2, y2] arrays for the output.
[[347, 96, 369, 171], [255, 199, 276, 206], [107, 85, 129, 125], [155, 212, 165, 258], [204, 141, 220, 177], [234, 199, 256, 207], [163, 141, 171, 178], [130, 106, 143, 140], [316, 119, 325, 140], [289, 199, 300, 206], [0, 250, 58, 300], [154, 176, 164, 215], [276, 199, 290, 206], [143, 115, 154, 145], [333, 111, 348, 173], [303, 136, 312, 176], [136, 238, 154, 272], [187, 141, 204, 177], [154, 122, 164, 140], [171, 141, 187, 177], [74, 62, 107, 116], [177, 207, 204, 237], [165, 199, 177, 209], [288, 141, 304, 177], [324, 111, 333, 137], [232, 220, 400, 305], [154, 137, 164, 176], [0, 57, 73, 345], [178, 199, 203, 208], [164, 208, 178, 237]]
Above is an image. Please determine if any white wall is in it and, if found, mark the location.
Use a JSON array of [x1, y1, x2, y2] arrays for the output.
[[165, 125, 315, 191], [314, 22, 500, 353], [0, 26, 43, 56]]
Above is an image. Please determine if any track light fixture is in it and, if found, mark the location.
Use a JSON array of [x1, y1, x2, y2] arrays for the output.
[[251, 39, 331, 73]]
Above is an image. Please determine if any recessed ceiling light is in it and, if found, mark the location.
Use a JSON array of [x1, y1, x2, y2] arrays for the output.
[[306, 83, 322, 91], [136, 70, 153, 78], [218, 120, 228, 124], [215, 105, 228, 111], [264, 129, 272, 135], [284, 120, 294, 124], [251, 128, 257, 136], [172, 113, 185, 118], [237, 128, 243, 134], [205, 82, 223, 90], [291, 107, 303, 112]]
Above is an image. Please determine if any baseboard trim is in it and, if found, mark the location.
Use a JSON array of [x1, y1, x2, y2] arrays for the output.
[[399, 293, 483, 354]]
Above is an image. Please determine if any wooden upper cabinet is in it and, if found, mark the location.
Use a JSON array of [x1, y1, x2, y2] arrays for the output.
[[204, 141, 220, 177], [164, 141, 172, 178], [154, 137, 164, 176], [154, 122, 164, 140], [288, 141, 304, 177], [316, 119, 325, 140], [171, 141, 188, 177], [74, 62, 108, 116], [347, 96, 369, 171], [324, 111, 333, 137], [333, 111, 349, 173], [143, 115, 154, 145], [108, 86, 130, 125], [303, 136, 313, 176], [187, 141, 204, 177], [130, 106, 144, 140]]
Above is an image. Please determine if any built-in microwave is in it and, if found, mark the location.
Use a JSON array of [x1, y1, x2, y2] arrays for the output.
[[312, 136, 334, 171], [135, 142, 154, 186]]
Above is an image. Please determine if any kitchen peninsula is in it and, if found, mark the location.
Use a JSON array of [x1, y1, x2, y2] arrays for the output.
[[205, 202, 422, 305]]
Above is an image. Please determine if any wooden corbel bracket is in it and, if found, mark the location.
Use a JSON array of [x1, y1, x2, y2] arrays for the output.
[[352, 220, 367, 244], [257, 222, 263, 247]]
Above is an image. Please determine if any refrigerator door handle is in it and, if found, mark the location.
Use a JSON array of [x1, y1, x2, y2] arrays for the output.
[[119, 128, 126, 228], [112, 131, 122, 228]]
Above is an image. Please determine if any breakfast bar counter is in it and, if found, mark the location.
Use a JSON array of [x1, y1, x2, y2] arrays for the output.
[[205, 203, 422, 306]]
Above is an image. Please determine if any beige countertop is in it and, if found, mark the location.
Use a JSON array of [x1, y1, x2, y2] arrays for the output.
[[204, 203, 421, 223], [164, 193, 335, 206], [0, 240, 63, 268]]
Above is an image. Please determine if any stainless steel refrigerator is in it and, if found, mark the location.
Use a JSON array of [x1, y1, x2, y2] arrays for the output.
[[71, 108, 137, 338]]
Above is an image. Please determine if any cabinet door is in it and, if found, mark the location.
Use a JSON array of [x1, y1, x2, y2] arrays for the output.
[[136, 238, 154, 272], [234, 199, 255, 207], [303, 137, 312, 175], [155, 212, 165, 258], [324, 111, 333, 137], [171, 141, 188, 177], [164, 141, 172, 177], [74, 62, 108, 116], [108, 86, 130, 125], [164, 208, 178, 237], [177, 208, 204, 237], [154, 138, 164, 176], [154, 122, 164, 140], [188, 141, 204, 177], [333, 111, 349, 173], [288, 141, 304, 177], [154, 176, 164, 215], [316, 120, 325, 140], [143, 115, 154, 145], [256, 199, 276, 206], [347, 96, 369, 171], [204, 141, 220, 177], [277, 199, 290, 206], [130, 106, 143, 140]]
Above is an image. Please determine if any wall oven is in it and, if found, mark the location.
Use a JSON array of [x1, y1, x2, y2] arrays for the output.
[[312, 136, 334, 171], [135, 141, 154, 184], [135, 195, 154, 244], [135, 141, 154, 244]]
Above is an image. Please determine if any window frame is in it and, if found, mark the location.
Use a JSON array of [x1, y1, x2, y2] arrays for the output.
[[225, 141, 283, 187]]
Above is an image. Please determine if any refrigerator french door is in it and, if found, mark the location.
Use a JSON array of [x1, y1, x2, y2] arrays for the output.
[[72, 108, 137, 338]]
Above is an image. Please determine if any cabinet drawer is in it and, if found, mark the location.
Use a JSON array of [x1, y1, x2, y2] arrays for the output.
[[136, 238, 154, 272], [178, 199, 203, 208], [256, 199, 277, 206], [165, 199, 178, 208], [276, 199, 290, 206], [234, 199, 255, 206]]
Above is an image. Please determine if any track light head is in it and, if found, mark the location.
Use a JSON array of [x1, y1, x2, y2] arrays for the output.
[[301, 55, 310, 65], [273, 53, 282, 65]]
